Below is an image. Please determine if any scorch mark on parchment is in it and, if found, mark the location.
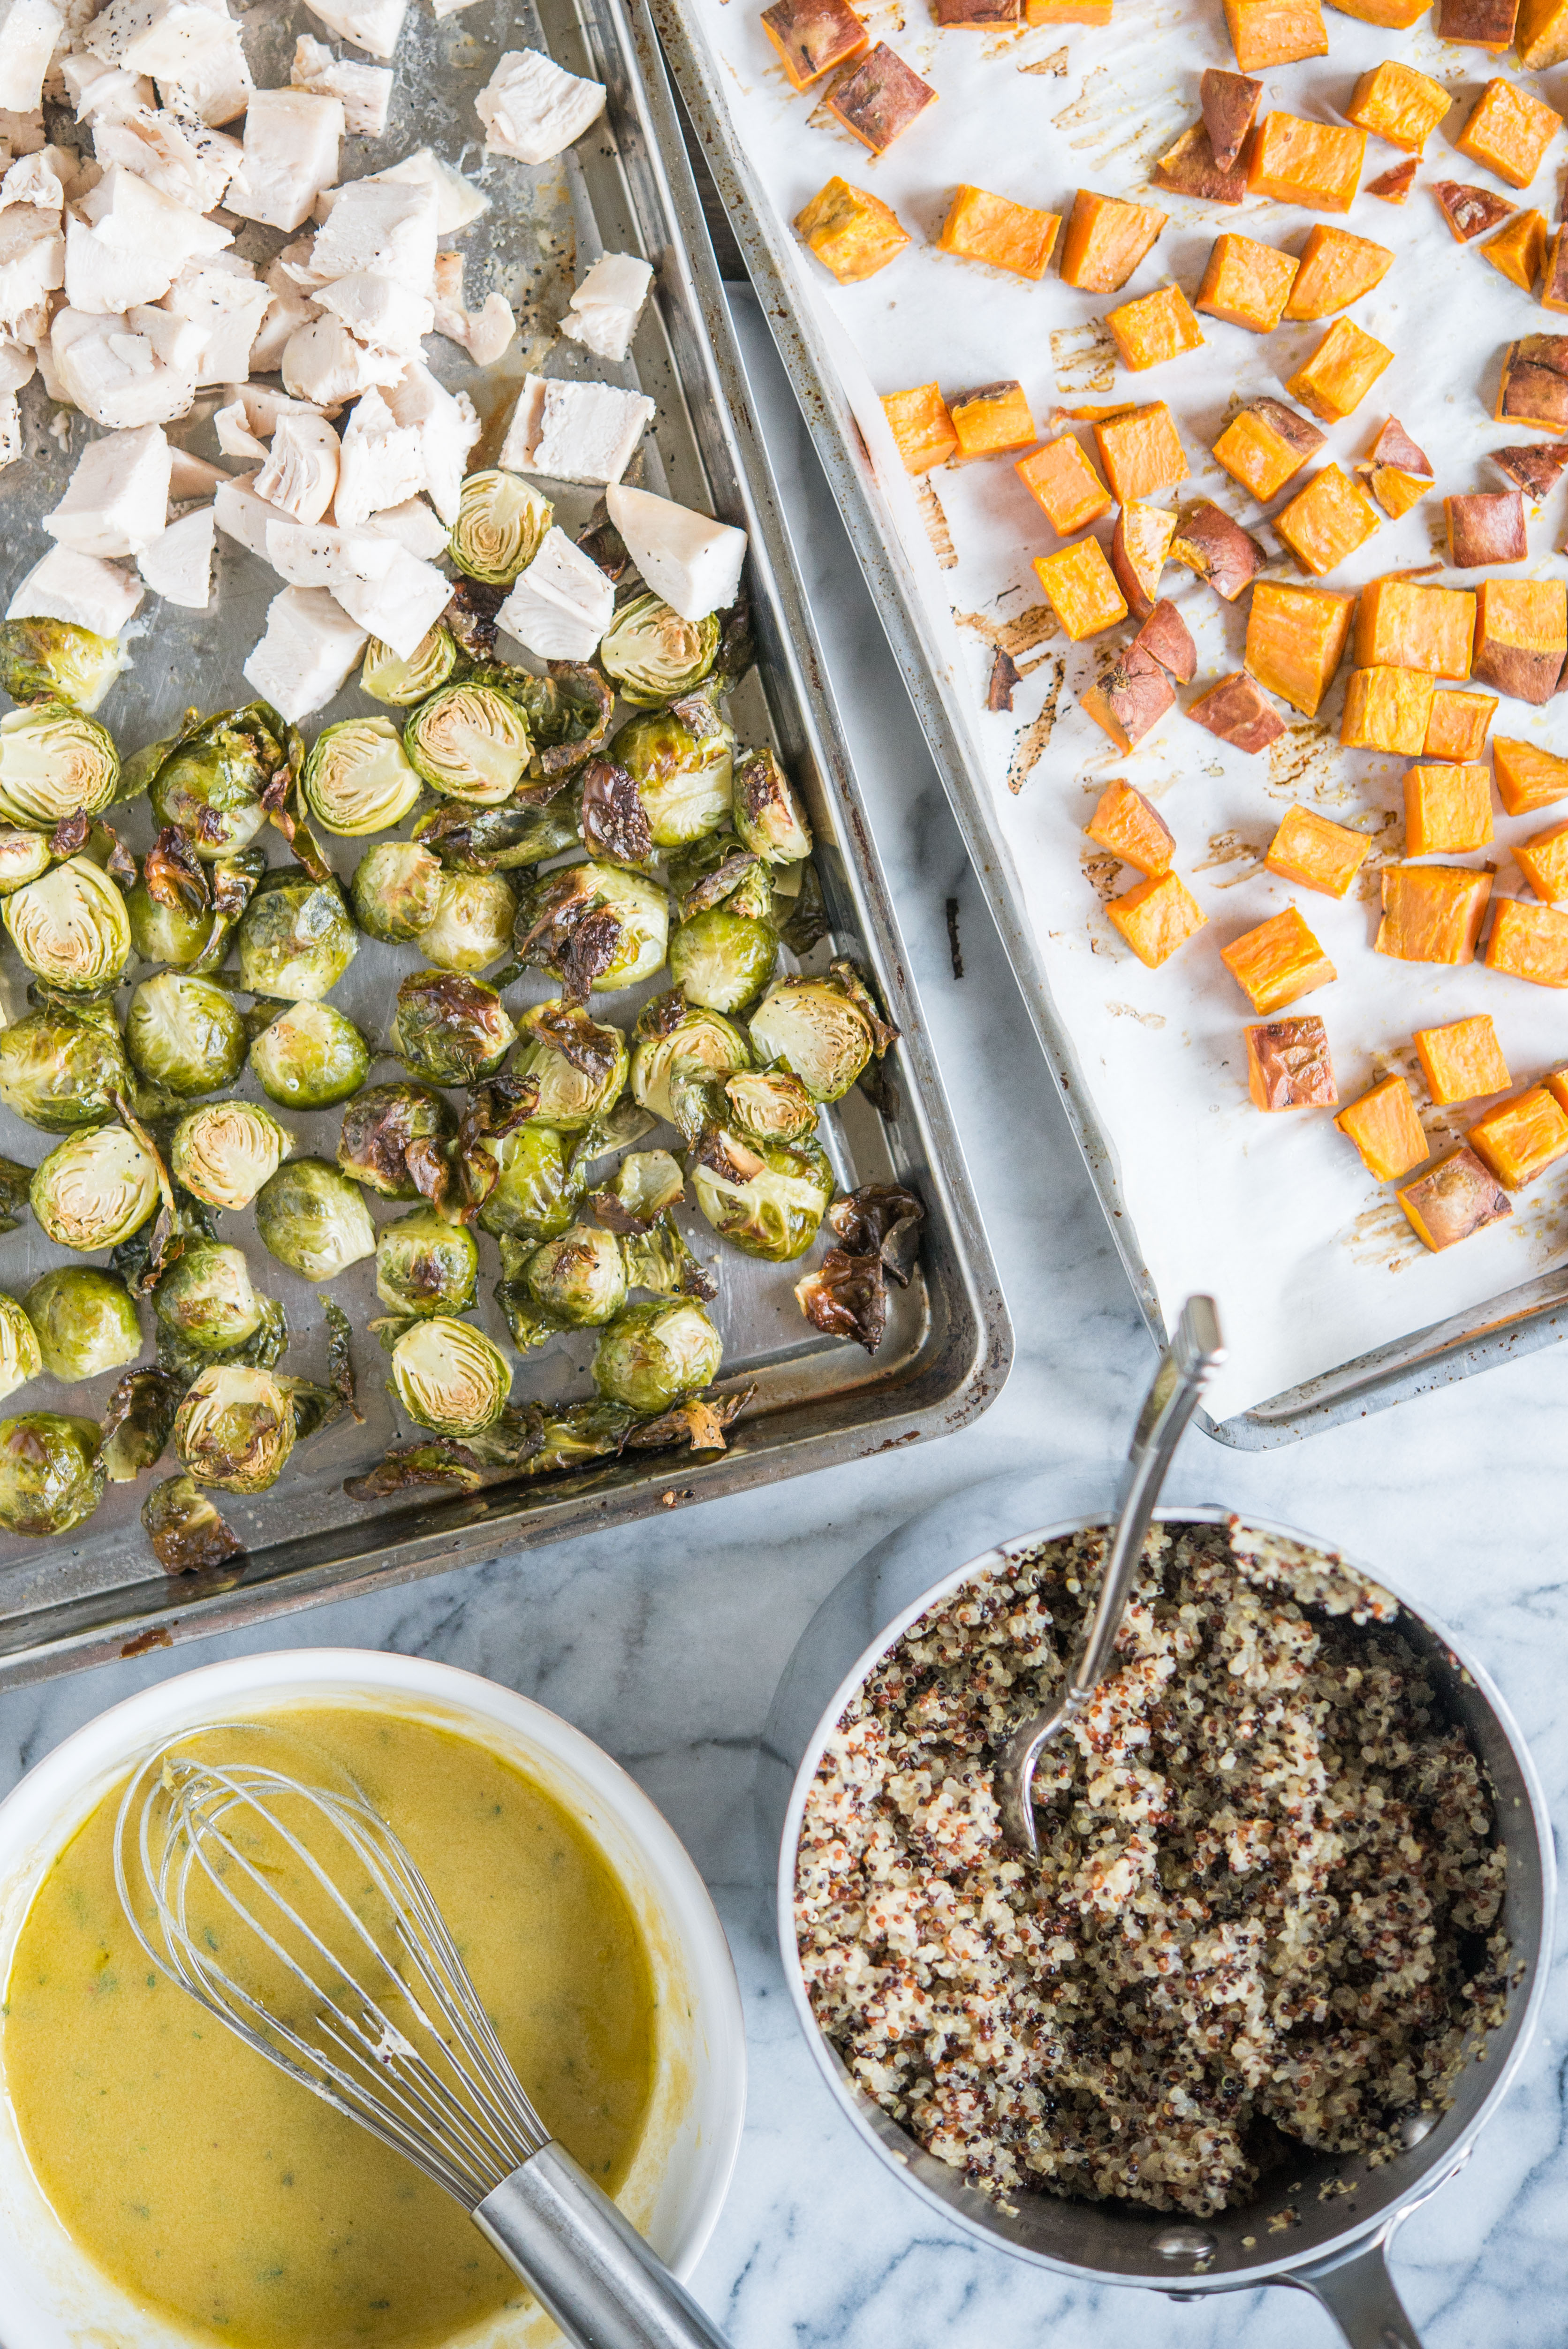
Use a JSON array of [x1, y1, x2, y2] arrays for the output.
[[1106, 1000, 1167, 1028], [1007, 657, 1066, 792], [954, 601, 1059, 658], [1050, 321, 1116, 395], [917, 477, 957, 569]]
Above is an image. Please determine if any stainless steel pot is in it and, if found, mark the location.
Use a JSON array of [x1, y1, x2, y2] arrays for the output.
[[760, 1506, 1553, 2349]]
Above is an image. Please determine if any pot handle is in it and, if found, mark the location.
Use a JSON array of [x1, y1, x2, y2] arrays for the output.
[[1296, 2236, 1422, 2349]]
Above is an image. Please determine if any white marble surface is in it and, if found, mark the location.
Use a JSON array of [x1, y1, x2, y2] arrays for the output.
[[0, 295, 1564, 2349]]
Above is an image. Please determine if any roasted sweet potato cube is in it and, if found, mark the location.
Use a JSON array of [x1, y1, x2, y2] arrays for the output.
[[1284, 226, 1395, 318], [1485, 893, 1568, 981], [1414, 1012, 1510, 1103], [1087, 779, 1174, 875], [1424, 690, 1497, 759], [1376, 864, 1493, 963], [950, 380, 1036, 460], [1033, 537, 1128, 639], [1544, 229, 1568, 310], [1482, 208, 1547, 289], [1202, 67, 1262, 169], [1080, 644, 1177, 749], [1335, 1074, 1428, 1180], [934, 0, 1021, 19], [1369, 416, 1432, 476], [796, 179, 911, 281], [1195, 235, 1299, 332], [1432, 180, 1517, 240], [1398, 1146, 1512, 1249], [1469, 1086, 1568, 1184], [1341, 666, 1436, 751], [1434, 0, 1519, 46], [939, 186, 1061, 279], [1015, 435, 1111, 532], [1094, 403, 1189, 504], [1026, 0, 1111, 19], [1367, 159, 1418, 202], [760, 0, 869, 89], [1245, 580, 1353, 715], [1329, 0, 1425, 23], [1518, 0, 1568, 63], [1245, 1016, 1336, 1108], [1446, 492, 1528, 568], [1513, 819, 1568, 899], [881, 383, 958, 474], [1455, 78, 1561, 188], [1287, 320, 1394, 422], [1187, 672, 1285, 752], [1492, 442, 1568, 497], [1405, 763, 1493, 855], [1224, 0, 1327, 68], [1265, 804, 1372, 897], [1136, 599, 1197, 681], [1496, 336, 1568, 431], [1107, 284, 1205, 371], [1152, 123, 1250, 205], [1474, 579, 1566, 703], [1274, 466, 1380, 575], [1106, 869, 1208, 966], [1247, 113, 1366, 211], [1346, 60, 1451, 152], [1545, 1066, 1568, 1117], [1494, 734, 1568, 811], [1222, 905, 1336, 1011], [1110, 502, 1177, 617], [825, 44, 939, 153], [1167, 503, 1262, 601], [1059, 191, 1167, 293], [1367, 466, 1430, 520], [1355, 579, 1473, 678], [1212, 400, 1323, 500]]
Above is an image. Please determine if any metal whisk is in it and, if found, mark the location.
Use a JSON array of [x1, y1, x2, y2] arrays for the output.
[[114, 1725, 731, 2349]]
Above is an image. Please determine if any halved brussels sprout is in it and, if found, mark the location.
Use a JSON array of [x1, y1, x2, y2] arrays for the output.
[[513, 1000, 627, 1130], [498, 1223, 627, 1348], [450, 469, 553, 584], [746, 965, 896, 1105], [338, 1081, 454, 1198], [514, 861, 669, 996], [148, 703, 290, 862], [629, 994, 750, 1123], [238, 873, 357, 1001], [0, 618, 125, 714], [404, 683, 532, 806], [30, 1123, 161, 1251], [389, 1314, 512, 1434], [731, 747, 812, 865], [0, 1411, 105, 1534], [598, 593, 719, 708], [689, 1126, 834, 1262], [361, 624, 459, 707], [0, 1293, 40, 1403], [4, 856, 132, 994], [170, 1100, 293, 1211], [255, 1157, 376, 1282], [415, 871, 517, 973], [249, 1000, 370, 1110], [600, 1147, 685, 1223], [124, 973, 247, 1097], [126, 873, 216, 968], [591, 1298, 722, 1414], [667, 908, 776, 1015], [611, 706, 733, 850], [174, 1364, 295, 1493], [351, 838, 446, 941], [725, 1065, 818, 1144], [376, 1205, 478, 1317], [0, 701, 120, 825], [0, 1005, 130, 1132], [414, 796, 581, 873], [303, 716, 423, 837], [153, 1243, 265, 1355], [0, 828, 50, 894], [475, 1121, 583, 1241], [391, 969, 517, 1085], [24, 1265, 142, 1381]]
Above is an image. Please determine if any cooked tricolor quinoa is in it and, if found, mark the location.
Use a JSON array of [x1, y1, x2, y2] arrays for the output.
[[795, 1519, 1508, 2217]]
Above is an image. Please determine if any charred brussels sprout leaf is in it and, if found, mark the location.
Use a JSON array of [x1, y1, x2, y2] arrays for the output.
[[338, 1081, 456, 1199], [389, 1315, 512, 1435], [474, 1117, 584, 1241], [777, 859, 828, 956], [712, 591, 757, 690], [148, 702, 290, 861], [726, 1065, 819, 1145], [0, 1005, 129, 1132], [116, 735, 173, 805], [153, 1242, 266, 1355], [0, 618, 125, 713], [732, 747, 812, 865], [171, 1100, 293, 1211], [351, 838, 446, 941], [127, 825, 214, 967], [391, 969, 516, 1085], [598, 593, 719, 707], [591, 1298, 723, 1414], [501, 663, 612, 784], [303, 716, 422, 836], [667, 834, 772, 923], [255, 1157, 376, 1283], [496, 1222, 628, 1348], [238, 872, 357, 1001], [30, 1123, 161, 1252], [667, 908, 776, 1015], [450, 469, 553, 584], [404, 682, 532, 805], [125, 972, 247, 1096], [689, 1126, 834, 1262], [579, 758, 653, 869], [610, 706, 733, 850], [746, 962, 897, 1104], [174, 1364, 296, 1493], [413, 796, 580, 874], [629, 993, 750, 1123], [5, 856, 131, 994], [323, 1297, 362, 1425], [514, 861, 668, 1000], [142, 1471, 246, 1573], [512, 999, 628, 1130], [0, 1412, 106, 1534], [415, 871, 517, 973], [827, 1182, 925, 1284], [100, 1365, 182, 1481], [0, 827, 50, 894], [24, 1265, 143, 1381], [0, 1293, 40, 1402], [249, 1000, 370, 1110], [0, 1156, 28, 1236], [794, 1250, 889, 1354], [593, 1147, 685, 1228], [360, 624, 459, 707], [0, 701, 120, 825], [376, 1205, 479, 1317]]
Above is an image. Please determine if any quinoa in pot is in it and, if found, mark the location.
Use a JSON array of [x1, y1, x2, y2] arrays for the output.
[[794, 1518, 1509, 2218]]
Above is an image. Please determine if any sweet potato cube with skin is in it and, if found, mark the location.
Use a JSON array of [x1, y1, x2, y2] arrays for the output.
[[1188, 673, 1286, 752], [1367, 160, 1418, 202], [1414, 1013, 1511, 1104], [1094, 404, 1189, 505], [1245, 581, 1354, 716], [1496, 336, 1568, 432], [1355, 580, 1474, 678], [1153, 124, 1250, 205], [1513, 819, 1568, 899], [1283, 227, 1394, 321], [1398, 1147, 1512, 1250], [1447, 493, 1528, 569], [1544, 230, 1568, 311], [796, 180, 911, 282], [1369, 419, 1432, 476], [1245, 1017, 1336, 1109], [1518, 0, 1568, 64], [1202, 68, 1262, 170], [950, 381, 1036, 461], [1274, 467, 1381, 575], [934, 0, 1021, 20], [1136, 599, 1197, 682], [881, 383, 958, 474], [1485, 894, 1568, 982], [1080, 646, 1177, 750], [1435, 0, 1519, 46], [1033, 538, 1128, 640], [1469, 1086, 1568, 1184], [1336, 1074, 1429, 1180], [1368, 467, 1430, 520], [1482, 209, 1547, 290], [1494, 734, 1568, 811], [1212, 400, 1324, 501], [1015, 437, 1111, 535], [1287, 321, 1394, 423], [1473, 579, 1567, 703], [1346, 61, 1451, 152], [1111, 503, 1177, 617], [1433, 181, 1517, 241], [1247, 114, 1366, 212], [1266, 804, 1373, 896], [1059, 192, 1168, 293], [939, 187, 1061, 280], [1224, 0, 1328, 68], [1457, 80, 1561, 188], [1106, 870, 1208, 966], [1195, 235, 1299, 333], [1106, 285, 1205, 372], [1376, 864, 1493, 963], [825, 45, 939, 154], [760, 0, 869, 90], [1087, 780, 1174, 875], [1168, 503, 1263, 602], [1363, 431, 1433, 520], [1424, 691, 1496, 759], [1222, 906, 1337, 1012], [1341, 667, 1436, 752], [1494, 443, 1568, 499], [1404, 763, 1493, 854]]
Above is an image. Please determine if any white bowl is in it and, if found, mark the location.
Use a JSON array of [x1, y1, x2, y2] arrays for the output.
[[0, 1648, 748, 2349]]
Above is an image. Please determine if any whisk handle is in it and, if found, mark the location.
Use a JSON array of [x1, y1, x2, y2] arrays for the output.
[[475, 2142, 732, 2349]]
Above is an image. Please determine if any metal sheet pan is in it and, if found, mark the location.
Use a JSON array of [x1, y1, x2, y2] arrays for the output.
[[649, 0, 1568, 1447], [0, 0, 1010, 1690]]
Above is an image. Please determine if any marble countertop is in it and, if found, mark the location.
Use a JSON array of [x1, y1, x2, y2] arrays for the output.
[[1, 294, 1563, 2349]]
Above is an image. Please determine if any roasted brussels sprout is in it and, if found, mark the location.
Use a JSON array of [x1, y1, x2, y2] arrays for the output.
[[501, 663, 613, 784], [0, 701, 120, 825], [387, 1314, 511, 1435], [416, 871, 517, 973], [747, 964, 897, 1104], [0, 618, 125, 714], [174, 1364, 296, 1493], [591, 1298, 722, 1413], [0, 828, 50, 894], [496, 1222, 627, 1349], [0, 1411, 105, 1534], [4, 856, 132, 993], [610, 706, 733, 849], [302, 716, 423, 836], [376, 1205, 479, 1317], [350, 838, 446, 941], [148, 702, 290, 861], [629, 993, 750, 1123], [337, 1082, 455, 1199], [249, 1000, 371, 1110], [24, 1265, 142, 1381], [391, 969, 516, 1085], [124, 972, 247, 1097], [170, 1100, 293, 1210], [474, 1120, 584, 1241], [126, 872, 215, 967], [142, 1472, 245, 1572], [153, 1243, 265, 1356], [0, 1004, 130, 1132], [255, 1157, 376, 1282], [725, 1065, 819, 1144], [30, 1123, 161, 1252], [404, 683, 532, 805], [361, 623, 459, 707], [513, 999, 628, 1129], [0, 1293, 41, 1404], [450, 469, 553, 584], [667, 908, 776, 1015], [598, 1147, 685, 1225], [514, 861, 668, 997], [237, 872, 357, 1000], [414, 796, 580, 873], [666, 833, 772, 924], [125, 834, 263, 972], [732, 746, 812, 865], [689, 1125, 834, 1262], [598, 594, 720, 707]]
